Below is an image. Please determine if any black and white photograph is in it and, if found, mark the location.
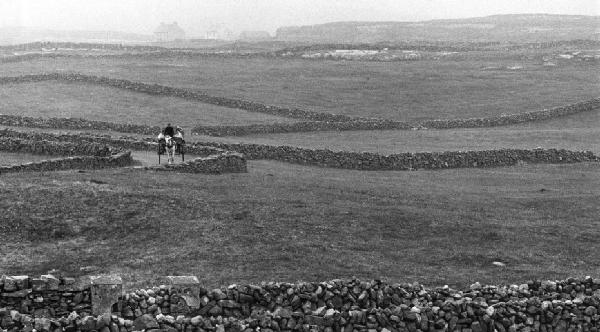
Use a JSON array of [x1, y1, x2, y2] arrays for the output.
[[0, 0, 599, 331]]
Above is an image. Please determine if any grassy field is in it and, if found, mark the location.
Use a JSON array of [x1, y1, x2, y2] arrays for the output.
[[1, 49, 599, 289], [190, 111, 600, 154], [0, 160, 598, 289], [1, 56, 598, 122], [1, 152, 62, 166], [0, 81, 297, 126]]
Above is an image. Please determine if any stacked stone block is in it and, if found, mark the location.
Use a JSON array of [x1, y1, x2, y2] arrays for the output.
[[0, 275, 92, 319], [0, 137, 117, 157], [0, 129, 225, 157], [0, 151, 134, 174], [1, 128, 597, 172], [197, 143, 599, 171], [0, 275, 599, 332]]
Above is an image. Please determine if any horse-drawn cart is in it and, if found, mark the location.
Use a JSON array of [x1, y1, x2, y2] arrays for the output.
[[158, 136, 185, 164]]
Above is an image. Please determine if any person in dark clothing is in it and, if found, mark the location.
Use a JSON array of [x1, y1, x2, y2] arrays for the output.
[[163, 123, 175, 137]]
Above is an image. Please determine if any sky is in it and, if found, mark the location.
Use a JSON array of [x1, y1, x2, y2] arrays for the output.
[[0, 0, 598, 37]]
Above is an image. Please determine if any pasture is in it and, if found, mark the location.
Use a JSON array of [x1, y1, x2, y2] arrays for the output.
[[203, 111, 600, 155], [2, 55, 598, 121], [1, 160, 599, 289], [0, 81, 296, 126], [0, 46, 599, 289]]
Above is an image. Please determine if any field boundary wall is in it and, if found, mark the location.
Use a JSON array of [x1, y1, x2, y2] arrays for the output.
[[0, 73, 358, 122], [0, 137, 117, 157], [196, 141, 599, 170], [0, 151, 133, 174], [1, 129, 597, 171], [0, 129, 247, 174], [0, 274, 598, 332], [0, 129, 226, 156]]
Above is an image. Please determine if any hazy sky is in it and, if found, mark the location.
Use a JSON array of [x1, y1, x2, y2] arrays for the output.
[[1, 0, 598, 36]]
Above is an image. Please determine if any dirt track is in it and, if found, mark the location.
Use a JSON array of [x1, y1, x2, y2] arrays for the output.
[[130, 150, 205, 167]]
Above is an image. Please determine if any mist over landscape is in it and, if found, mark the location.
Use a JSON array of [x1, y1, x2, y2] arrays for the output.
[[0, 0, 599, 44]]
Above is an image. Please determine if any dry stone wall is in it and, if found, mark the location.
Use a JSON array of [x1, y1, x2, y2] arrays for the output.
[[1, 129, 597, 171], [0, 74, 358, 122], [0, 275, 92, 318], [0, 137, 117, 157], [0, 114, 161, 136], [196, 142, 599, 171], [0, 275, 599, 332], [0, 130, 247, 174], [190, 120, 412, 137], [0, 129, 225, 157], [0, 129, 227, 157], [0, 152, 134, 174], [0, 114, 410, 137], [0, 132, 135, 174], [418, 98, 600, 129], [0, 42, 166, 52]]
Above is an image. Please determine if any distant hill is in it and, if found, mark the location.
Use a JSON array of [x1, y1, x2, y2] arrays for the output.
[[275, 14, 600, 43], [0, 27, 153, 45]]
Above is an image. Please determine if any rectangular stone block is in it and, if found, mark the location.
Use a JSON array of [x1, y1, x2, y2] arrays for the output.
[[2, 276, 29, 291], [59, 277, 89, 292], [1, 289, 31, 297], [90, 275, 122, 315], [40, 275, 60, 290], [166, 276, 201, 314], [31, 278, 46, 292]]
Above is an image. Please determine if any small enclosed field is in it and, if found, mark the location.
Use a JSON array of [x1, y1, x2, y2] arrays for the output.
[[0, 160, 599, 289], [2, 56, 598, 121], [0, 81, 297, 126], [204, 111, 600, 154], [0, 152, 61, 166]]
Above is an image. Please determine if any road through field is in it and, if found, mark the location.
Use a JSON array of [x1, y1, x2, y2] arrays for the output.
[[130, 150, 208, 167]]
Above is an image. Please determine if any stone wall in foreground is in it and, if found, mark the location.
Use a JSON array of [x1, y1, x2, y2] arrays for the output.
[[0, 275, 598, 332], [0, 275, 92, 318]]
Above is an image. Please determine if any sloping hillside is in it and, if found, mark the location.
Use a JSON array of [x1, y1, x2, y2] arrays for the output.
[[0, 27, 152, 45], [276, 14, 600, 43]]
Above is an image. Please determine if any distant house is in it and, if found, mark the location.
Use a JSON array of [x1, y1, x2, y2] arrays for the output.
[[154, 22, 185, 41], [205, 30, 218, 40]]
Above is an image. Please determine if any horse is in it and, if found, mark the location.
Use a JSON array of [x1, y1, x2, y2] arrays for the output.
[[164, 135, 176, 164]]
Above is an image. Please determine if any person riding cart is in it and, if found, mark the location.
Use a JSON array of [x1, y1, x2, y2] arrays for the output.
[[157, 123, 185, 164], [163, 123, 175, 137]]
